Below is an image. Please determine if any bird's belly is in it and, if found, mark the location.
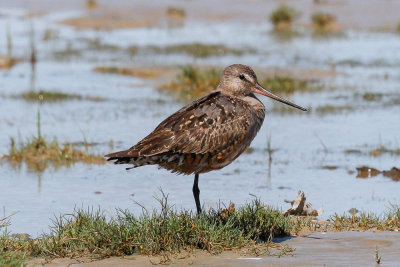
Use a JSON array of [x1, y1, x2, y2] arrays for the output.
[[158, 143, 248, 175], [196, 140, 251, 173], [158, 121, 262, 175]]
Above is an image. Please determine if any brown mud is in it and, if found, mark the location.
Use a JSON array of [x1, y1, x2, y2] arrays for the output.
[[2, 0, 400, 30], [29, 231, 400, 266]]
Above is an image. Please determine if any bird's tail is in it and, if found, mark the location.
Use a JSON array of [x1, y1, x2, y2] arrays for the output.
[[105, 150, 164, 170]]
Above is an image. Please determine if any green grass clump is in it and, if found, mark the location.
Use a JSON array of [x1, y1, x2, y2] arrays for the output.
[[330, 205, 400, 231], [163, 43, 244, 58], [0, 215, 28, 267], [2, 137, 105, 172], [262, 76, 320, 95], [161, 66, 320, 102], [315, 104, 354, 115], [52, 44, 82, 60], [86, 0, 98, 9], [0, 198, 304, 262], [2, 110, 105, 172], [166, 7, 186, 18], [362, 92, 383, 101], [269, 5, 299, 29], [0, 250, 26, 267], [311, 12, 336, 29], [19, 90, 81, 102], [127, 43, 247, 58], [160, 65, 221, 101]]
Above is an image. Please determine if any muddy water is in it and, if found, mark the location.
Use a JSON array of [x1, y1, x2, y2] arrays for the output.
[[1, 5, 400, 236]]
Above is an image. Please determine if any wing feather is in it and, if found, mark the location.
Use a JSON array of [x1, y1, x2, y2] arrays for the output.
[[105, 91, 255, 158]]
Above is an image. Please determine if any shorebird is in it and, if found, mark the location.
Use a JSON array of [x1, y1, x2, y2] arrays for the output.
[[105, 64, 307, 214]]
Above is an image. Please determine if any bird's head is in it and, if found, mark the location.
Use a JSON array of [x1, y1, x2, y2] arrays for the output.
[[218, 64, 307, 111]]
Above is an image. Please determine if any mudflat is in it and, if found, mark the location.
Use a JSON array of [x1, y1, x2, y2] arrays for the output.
[[29, 231, 400, 266]]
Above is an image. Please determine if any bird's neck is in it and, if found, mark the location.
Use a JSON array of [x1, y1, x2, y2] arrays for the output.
[[242, 93, 265, 111]]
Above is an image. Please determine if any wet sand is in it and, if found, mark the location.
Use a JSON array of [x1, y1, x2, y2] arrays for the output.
[[29, 231, 400, 266]]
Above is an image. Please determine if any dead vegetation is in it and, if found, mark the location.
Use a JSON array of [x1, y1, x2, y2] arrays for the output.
[[0, 56, 18, 69], [284, 191, 323, 216], [369, 146, 400, 157], [166, 7, 186, 18], [356, 166, 400, 181]]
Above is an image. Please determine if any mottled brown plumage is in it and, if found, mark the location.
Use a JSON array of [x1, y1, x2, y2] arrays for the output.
[[105, 64, 307, 213]]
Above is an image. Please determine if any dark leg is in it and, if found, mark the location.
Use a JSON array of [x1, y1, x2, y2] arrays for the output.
[[192, 174, 201, 214]]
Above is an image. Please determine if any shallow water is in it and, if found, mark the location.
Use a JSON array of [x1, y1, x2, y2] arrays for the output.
[[0, 7, 400, 236]]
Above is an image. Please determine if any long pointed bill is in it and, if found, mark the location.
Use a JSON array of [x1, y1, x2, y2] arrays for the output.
[[253, 83, 307, 111]]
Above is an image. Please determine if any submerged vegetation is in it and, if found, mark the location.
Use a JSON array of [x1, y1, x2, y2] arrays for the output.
[[369, 145, 400, 157], [127, 43, 248, 58], [52, 41, 249, 60], [160, 43, 245, 58], [93, 66, 169, 79], [362, 92, 383, 102], [19, 90, 81, 102], [0, 198, 304, 264], [315, 104, 354, 115], [345, 145, 400, 157]]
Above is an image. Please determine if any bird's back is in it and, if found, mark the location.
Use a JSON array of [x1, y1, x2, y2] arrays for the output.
[[105, 91, 265, 174]]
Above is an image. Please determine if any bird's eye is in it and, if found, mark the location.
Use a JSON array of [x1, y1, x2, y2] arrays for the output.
[[239, 74, 246, 81]]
